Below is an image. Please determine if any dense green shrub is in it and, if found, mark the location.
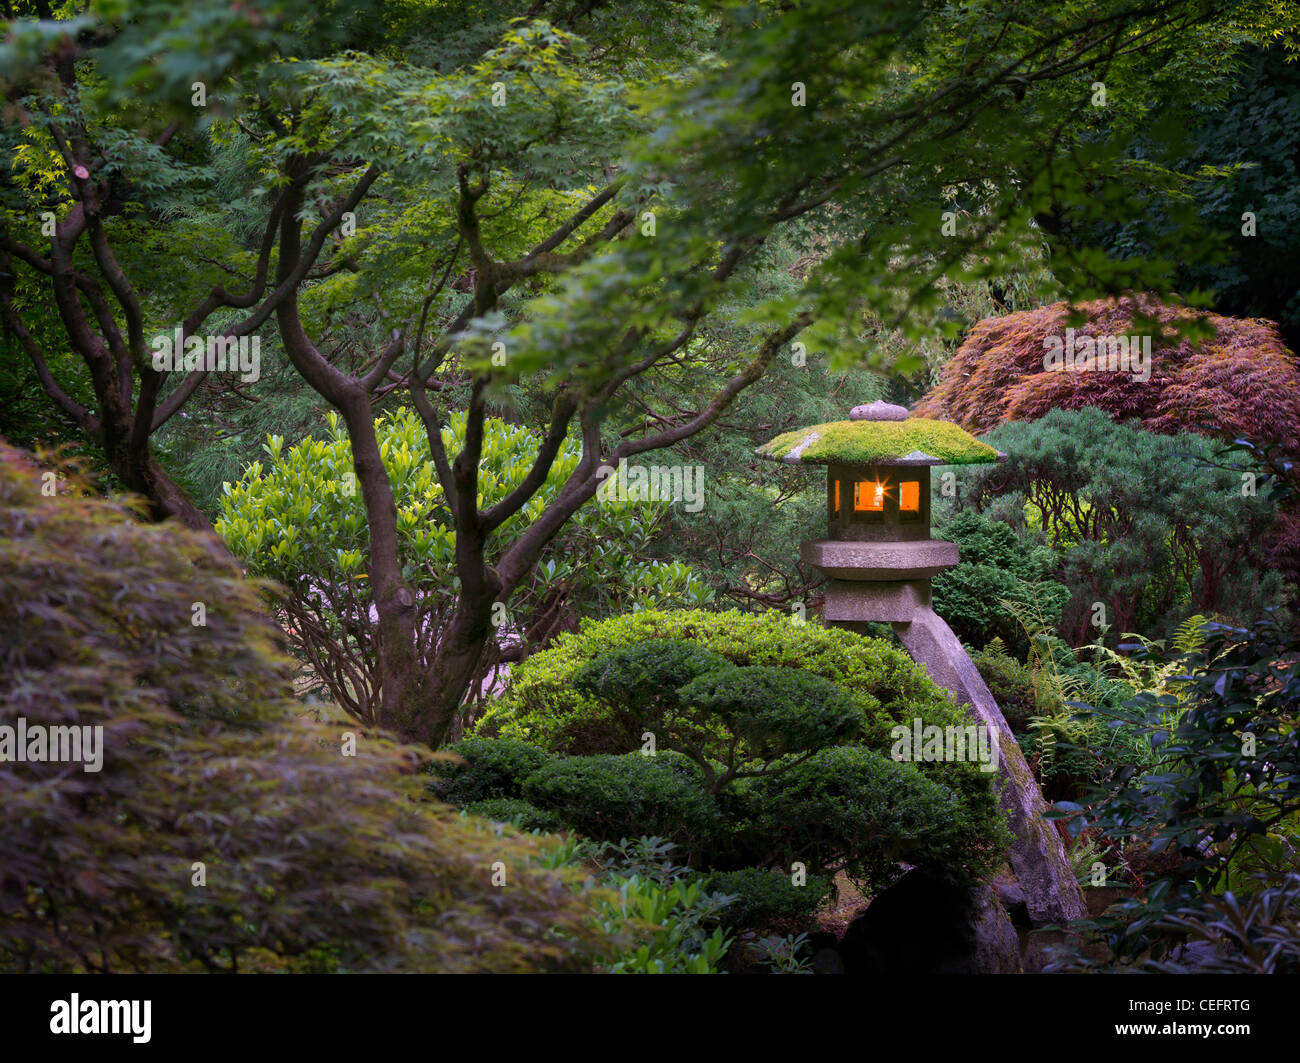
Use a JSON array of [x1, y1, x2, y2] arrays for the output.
[[746, 747, 1009, 893], [463, 798, 566, 833], [931, 511, 1069, 654], [479, 608, 973, 756], [575, 638, 733, 713], [575, 639, 861, 789], [938, 508, 1056, 576], [703, 868, 834, 928], [521, 752, 723, 859], [0, 445, 610, 974], [934, 563, 1067, 655], [676, 665, 860, 762], [963, 409, 1286, 644], [971, 640, 1039, 732], [482, 609, 1009, 895], [430, 737, 555, 804]]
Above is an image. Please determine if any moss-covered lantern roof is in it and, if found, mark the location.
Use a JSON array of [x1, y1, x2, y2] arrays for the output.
[[755, 401, 1004, 467]]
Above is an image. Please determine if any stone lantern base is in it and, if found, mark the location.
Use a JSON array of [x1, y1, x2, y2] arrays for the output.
[[806, 539, 1089, 927], [804, 538, 958, 624]]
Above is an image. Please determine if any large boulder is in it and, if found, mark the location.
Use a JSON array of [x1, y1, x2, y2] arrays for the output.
[[893, 607, 1088, 925], [838, 869, 1022, 974]]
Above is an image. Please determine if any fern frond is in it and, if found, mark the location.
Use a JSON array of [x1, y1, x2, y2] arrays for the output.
[[1173, 613, 1209, 654]]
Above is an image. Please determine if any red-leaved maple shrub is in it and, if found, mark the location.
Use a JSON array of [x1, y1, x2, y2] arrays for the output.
[[915, 295, 1300, 583]]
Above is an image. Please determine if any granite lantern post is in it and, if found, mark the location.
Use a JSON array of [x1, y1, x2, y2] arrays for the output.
[[757, 401, 1087, 925]]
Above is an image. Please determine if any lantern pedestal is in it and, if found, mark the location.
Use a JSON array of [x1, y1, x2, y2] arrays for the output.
[[821, 579, 932, 624], [802, 538, 957, 580]]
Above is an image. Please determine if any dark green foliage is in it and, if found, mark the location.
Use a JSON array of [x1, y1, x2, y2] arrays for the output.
[[1176, 48, 1300, 349], [1057, 47, 1300, 352], [486, 610, 1009, 894], [464, 798, 566, 834], [575, 638, 861, 788], [971, 642, 1039, 733], [1071, 612, 1300, 896], [0, 444, 609, 973], [932, 510, 1069, 655], [702, 868, 834, 929], [747, 747, 1007, 894], [521, 752, 723, 860], [934, 563, 1028, 648], [939, 509, 1057, 579], [676, 665, 861, 761], [1047, 611, 1300, 969], [430, 737, 555, 804], [965, 408, 1285, 644], [1141, 874, 1300, 974], [482, 609, 975, 758], [574, 638, 733, 717]]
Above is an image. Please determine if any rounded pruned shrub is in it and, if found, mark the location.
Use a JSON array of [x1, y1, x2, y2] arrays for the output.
[[429, 736, 555, 804], [676, 665, 860, 759], [521, 751, 722, 859], [574, 638, 734, 714], [703, 868, 834, 929], [747, 747, 1010, 894], [464, 798, 566, 833], [480, 612, 1010, 895], [477, 609, 973, 756]]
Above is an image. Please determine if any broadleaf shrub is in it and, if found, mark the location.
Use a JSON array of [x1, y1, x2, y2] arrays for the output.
[[217, 408, 712, 722]]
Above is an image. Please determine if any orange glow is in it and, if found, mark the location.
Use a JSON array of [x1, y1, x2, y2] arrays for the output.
[[834, 479, 840, 514], [854, 479, 886, 512], [899, 480, 920, 512]]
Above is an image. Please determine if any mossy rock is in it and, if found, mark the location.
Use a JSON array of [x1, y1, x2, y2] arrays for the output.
[[755, 417, 1000, 467]]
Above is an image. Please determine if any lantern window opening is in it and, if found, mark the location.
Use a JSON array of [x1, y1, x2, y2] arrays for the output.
[[853, 477, 888, 514], [899, 479, 921, 517]]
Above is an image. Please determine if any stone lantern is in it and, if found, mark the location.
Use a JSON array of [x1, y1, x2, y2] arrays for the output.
[[756, 401, 1086, 926]]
